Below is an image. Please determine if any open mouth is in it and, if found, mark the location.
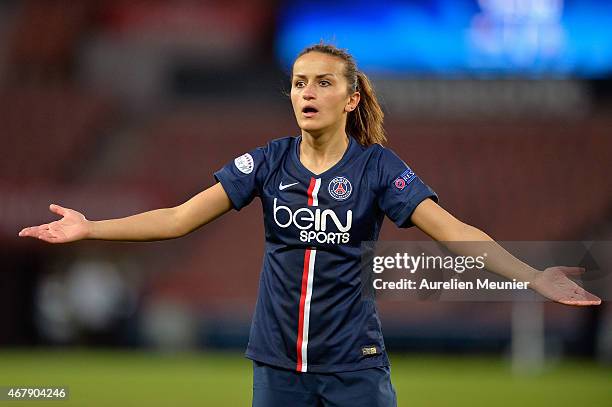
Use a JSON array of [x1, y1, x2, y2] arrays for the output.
[[302, 106, 319, 117]]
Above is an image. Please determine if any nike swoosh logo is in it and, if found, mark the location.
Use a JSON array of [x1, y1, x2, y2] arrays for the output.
[[279, 181, 299, 190]]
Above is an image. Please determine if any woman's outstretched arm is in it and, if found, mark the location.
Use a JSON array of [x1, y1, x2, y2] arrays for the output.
[[411, 198, 601, 306], [18, 182, 232, 243]]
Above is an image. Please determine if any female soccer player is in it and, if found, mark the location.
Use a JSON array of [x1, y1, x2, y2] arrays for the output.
[[19, 44, 600, 407]]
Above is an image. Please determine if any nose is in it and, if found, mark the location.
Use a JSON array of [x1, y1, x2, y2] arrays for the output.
[[302, 83, 316, 100]]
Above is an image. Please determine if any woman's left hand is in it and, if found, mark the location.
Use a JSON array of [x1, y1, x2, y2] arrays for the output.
[[530, 266, 601, 306]]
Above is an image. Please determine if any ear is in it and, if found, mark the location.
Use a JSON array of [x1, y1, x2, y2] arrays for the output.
[[345, 92, 360, 112]]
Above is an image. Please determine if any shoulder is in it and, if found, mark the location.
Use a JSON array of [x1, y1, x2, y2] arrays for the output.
[[239, 135, 295, 161], [359, 143, 405, 169], [363, 144, 417, 188], [256, 135, 296, 158], [236, 136, 296, 176], [265, 135, 296, 149], [347, 140, 384, 160], [371, 143, 401, 160], [357, 142, 398, 158]]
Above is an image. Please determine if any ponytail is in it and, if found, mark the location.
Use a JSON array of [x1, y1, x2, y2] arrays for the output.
[[347, 72, 387, 147], [296, 44, 387, 147]]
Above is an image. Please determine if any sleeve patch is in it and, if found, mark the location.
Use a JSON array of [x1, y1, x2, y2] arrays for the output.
[[234, 153, 254, 174], [393, 168, 416, 190]]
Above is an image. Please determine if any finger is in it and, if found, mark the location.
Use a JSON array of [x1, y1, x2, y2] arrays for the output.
[[582, 291, 602, 304], [560, 298, 601, 306], [559, 291, 602, 306], [557, 266, 586, 276], [19, 230, 36, 237], [19, 225, 46, 237], [49, 204, 67, 217]]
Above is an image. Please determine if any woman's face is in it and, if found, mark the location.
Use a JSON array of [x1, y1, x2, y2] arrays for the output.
[[291, 52, 359, 135]]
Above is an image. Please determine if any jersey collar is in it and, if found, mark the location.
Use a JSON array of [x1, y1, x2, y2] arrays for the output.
[[292, 134, 358, 179]]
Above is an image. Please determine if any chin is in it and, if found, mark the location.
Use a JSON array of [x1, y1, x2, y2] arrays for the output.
[[299, 122, 318, 131], [298, 119, 327, 133]]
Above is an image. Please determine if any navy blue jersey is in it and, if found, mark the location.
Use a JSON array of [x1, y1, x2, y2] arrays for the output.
[[214, 135, 438, 373]]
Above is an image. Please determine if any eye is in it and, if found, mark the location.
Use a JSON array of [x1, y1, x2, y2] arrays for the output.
[[294, 80, 305, 88], [320, 80, 331, 86]]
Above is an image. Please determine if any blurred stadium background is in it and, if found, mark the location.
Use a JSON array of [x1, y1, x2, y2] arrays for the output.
[[2, 0, 611, 405]]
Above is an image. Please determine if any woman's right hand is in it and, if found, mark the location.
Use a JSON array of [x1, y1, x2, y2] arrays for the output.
[[18, 204, 91, 243]]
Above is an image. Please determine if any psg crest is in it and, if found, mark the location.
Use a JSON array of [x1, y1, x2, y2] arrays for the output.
[[328, 176, 352, 200]]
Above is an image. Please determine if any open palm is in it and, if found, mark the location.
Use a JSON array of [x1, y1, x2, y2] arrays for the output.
[[531, 266, 601, 306], [18, 204, 90, 243]]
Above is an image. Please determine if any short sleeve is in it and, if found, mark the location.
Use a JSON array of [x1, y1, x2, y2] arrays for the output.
[[214, 146, 268, 211], [375, 146, 438, 228]]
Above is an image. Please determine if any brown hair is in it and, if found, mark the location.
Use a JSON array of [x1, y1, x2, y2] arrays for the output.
[[295, 44, 387, 147]]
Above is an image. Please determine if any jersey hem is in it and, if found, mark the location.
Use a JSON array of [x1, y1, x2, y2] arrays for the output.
[[394, 188, 438, 228], [245, 350, 391, 373], [214, 171, 245, 210]]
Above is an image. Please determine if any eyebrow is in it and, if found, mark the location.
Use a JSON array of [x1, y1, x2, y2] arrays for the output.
[[292, 73, 336, 79]]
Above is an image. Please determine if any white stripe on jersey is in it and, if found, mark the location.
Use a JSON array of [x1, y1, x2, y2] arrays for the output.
[[300, 248, 316, 372]]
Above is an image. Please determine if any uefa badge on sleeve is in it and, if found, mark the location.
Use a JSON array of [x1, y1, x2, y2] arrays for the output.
[[328, 176, 352, 200], [393, 167, 415, 191], [394, 178, 406, 190]]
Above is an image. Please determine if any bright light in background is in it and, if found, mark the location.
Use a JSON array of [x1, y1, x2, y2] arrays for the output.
[[276, 0, 612, 77], [469, 0, 565, 70], [35, 259, 137, 343]]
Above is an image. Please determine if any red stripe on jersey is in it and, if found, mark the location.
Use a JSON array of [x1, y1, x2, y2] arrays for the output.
[[307, 177, 316, 206], [296, 247, 312, 371]]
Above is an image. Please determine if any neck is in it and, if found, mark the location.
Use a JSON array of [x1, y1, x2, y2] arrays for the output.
[[300, 123, 349, 162], [298, 122, 350, 175]]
